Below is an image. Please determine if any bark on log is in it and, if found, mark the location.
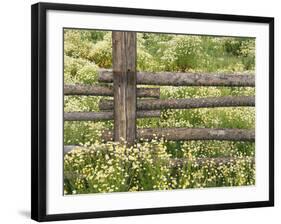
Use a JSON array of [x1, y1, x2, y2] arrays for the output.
[[102, 128, 255, 142], [99, 96, 255, 111], [169, 156, 255, 167], [64, 111, 161, 121], [64, 84, 160, 98], [64, 145, 78, 154], [112, 31, 137, 145], [99, 69, 255, 87], [63, 145, 254, 169], [64, 157, 254, 180], [63, 145, 254, 167]]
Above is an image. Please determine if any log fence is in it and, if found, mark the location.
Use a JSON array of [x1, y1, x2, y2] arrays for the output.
[[64, 31, 255, 164], [99, 96, 255, 111], [98, 69, 255, 87], [64, 110, 161, 121], [102, 128, 255, 142], [64, 84, 160, 98]]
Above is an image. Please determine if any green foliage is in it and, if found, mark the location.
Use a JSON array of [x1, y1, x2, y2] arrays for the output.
[[64, 29, 111, 68], [87, 32, 112, 68], [63, 29, 255, 194], [137, 33, 255, 72], [64, 56, 98, 84]]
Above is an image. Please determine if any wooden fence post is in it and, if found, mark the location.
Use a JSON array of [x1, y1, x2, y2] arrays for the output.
[[112, 31, 137, 145]]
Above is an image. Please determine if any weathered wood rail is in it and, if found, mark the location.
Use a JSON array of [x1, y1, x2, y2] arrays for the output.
[[64, 84, 160, 98], [168, 156, 255, 167], [63, 145, 254, 168], [99, 69, 255, 87], [99, 96, 255, 111], [65, 155, 254, 178], [64, 111, 160, 121], [102, 128, 255, 142]]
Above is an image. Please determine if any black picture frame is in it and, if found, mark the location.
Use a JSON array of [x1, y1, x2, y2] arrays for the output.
[[31, 2, 274, 222]]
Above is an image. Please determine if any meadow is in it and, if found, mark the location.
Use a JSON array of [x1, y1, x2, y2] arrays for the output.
[[63, 29, 255, 195]]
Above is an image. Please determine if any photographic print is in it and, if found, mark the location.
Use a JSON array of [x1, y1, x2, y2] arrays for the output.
[[31, 3, 274, 221], [63, 29, 256, 195]]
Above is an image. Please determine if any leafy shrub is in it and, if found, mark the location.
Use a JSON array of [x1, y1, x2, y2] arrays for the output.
[[87, 32, 112, 68], [64, 56, 98, 84]]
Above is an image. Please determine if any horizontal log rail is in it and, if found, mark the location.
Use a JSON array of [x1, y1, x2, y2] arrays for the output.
[[64, 145, 79, 154], [98, 69, 255, 87], [169, 156, 255, 167], [102, 128, 255, 142], [64, 84, 160, 98], [63, 145, 254, 168], [64, 110, 161, 121], [64, 158, 254, 180], [99, 96, 255, 111]]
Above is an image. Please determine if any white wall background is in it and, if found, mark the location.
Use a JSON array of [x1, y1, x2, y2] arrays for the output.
[[0, 0, 279, 223]]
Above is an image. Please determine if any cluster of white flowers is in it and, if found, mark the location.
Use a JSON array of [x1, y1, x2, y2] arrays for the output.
[[64, 138, 255, 195]]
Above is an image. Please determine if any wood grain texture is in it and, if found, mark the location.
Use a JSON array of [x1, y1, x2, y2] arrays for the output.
[[64, 84, 160, 98], [99, 69, 255, 87], [99, 96, 255, 110], [169, 156, 255, 167], [64, 111, 160, 121], [63, 145, 254, 167], [102, 128, 255, 142], [113, 32, 137, 144]]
